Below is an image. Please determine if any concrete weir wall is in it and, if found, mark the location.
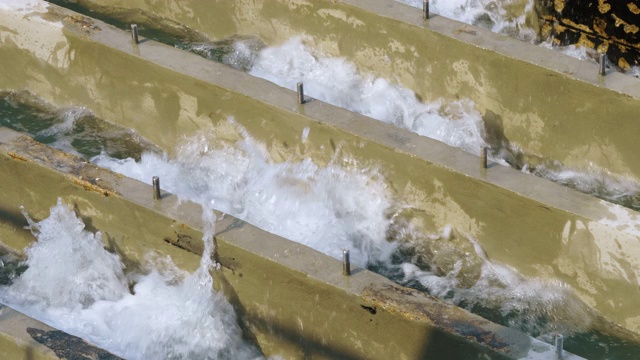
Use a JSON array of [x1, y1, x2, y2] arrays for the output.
[[71, 0, 640, 183], [0, 129, 574, 359], [1, 1, 640, 336]]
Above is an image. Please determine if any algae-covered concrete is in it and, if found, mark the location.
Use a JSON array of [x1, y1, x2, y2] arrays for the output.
[[0, 128, 582, 359], [2, 2, 640, 334]]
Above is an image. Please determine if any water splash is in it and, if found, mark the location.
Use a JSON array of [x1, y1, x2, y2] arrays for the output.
[[93, 120, 605, 341], [0, 199, 263, 359], [397, 0, 537, 41], [249, 38, 488, 156], [94, 120, 397, 267]]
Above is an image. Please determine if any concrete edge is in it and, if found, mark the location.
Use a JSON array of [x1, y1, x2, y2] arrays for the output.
[[0, 127, 583, 359]]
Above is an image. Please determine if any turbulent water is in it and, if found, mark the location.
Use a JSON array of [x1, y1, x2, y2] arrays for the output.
[[3, 92, 640, 357], [93, 120, 599, 341], [397, 0, 538, 41], [0, 199, 263, 360]]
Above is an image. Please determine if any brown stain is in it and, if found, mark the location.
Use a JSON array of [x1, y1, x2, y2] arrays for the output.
[[629, 3, 640, 15], [63, 14, 101, 35], [7, 151, 29, 162], [71, 176, 119, 197], [554, 0, 565, 13], [453, 26, 478, 36]]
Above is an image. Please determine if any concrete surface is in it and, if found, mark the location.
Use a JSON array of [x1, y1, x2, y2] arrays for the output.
[[1, 2, 640, 334]]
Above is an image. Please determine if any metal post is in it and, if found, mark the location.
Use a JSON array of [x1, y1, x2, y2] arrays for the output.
[[480, 147, 488, 169], [342, 249, 351, 276], [131, 24, 139, 44], [555, 334, 563, 359], [423, 0, 429, 20], [152, 176, 161, 200], [297, 82, 304, 104], [599, 53, 607, 76]]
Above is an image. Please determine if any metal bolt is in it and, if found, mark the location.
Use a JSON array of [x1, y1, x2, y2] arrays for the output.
[[152, 176, 161, 200], [297, 82, 305, 104], [342, 249, 351, 276], [131, 24, 139, 44], [599, 53, 607, 76], [555, 334, 563, 359], [423, 0, 429, 20], [480, 147, 488, 169]]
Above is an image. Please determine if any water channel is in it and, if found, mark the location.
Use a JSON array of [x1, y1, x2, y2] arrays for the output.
[[1, 90, 639, 358]]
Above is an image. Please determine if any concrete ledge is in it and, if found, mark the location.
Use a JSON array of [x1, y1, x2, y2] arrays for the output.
[[1, 2, 640, 333], [0, 128, 584, 359], [72, 0, 640, 181]]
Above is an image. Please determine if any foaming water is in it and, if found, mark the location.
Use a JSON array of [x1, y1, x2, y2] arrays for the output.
[[397, 0, 537, 41], [90, 120, 640, 358], [524, 163, 640, 211], [94, 120, 397, 267], [249, 38, 487, 156], [0, 199, 262, 359]]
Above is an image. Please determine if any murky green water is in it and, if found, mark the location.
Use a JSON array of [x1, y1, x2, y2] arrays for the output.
[[0, 91, 157, 160], [47, 0, 264, 71]]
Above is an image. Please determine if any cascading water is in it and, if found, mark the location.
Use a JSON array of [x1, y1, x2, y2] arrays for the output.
[[37, 0, 640, 199], [0, 199, 264, 360], [2, 91, 640, 358]]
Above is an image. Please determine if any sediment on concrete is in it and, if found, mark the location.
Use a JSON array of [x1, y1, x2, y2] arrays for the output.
[[0, 128, 584, 359], [1, 2, 640, 333]]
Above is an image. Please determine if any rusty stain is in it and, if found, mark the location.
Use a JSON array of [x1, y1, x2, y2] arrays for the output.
[[454, 26, 478, 36], [71, 176, 118, 197], [64, 14, 101, 35], [7, 151, 29, 162]]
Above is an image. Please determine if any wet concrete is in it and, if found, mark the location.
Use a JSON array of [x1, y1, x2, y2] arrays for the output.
[[0, 128, 584, 359], [71, 0, 640, 183], [0, 304, 121, 360], [1, 2, 640, 334]]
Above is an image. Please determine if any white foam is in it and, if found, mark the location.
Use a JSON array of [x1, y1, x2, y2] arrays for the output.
[[397, 0, 537, 41], [0, 0, 49, 13], [1, 199, 262, 359], [249, 38, 488, 156], [400, 229, 595, 337], [93, 120, 397, 267]]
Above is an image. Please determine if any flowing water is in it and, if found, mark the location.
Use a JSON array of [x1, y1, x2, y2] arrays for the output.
[[43, 0, 640, 208], [396, 0, 640, 75], [4, 3, 640, 358], [0, 200, 264, 359], [2, 93, 640, 358]]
